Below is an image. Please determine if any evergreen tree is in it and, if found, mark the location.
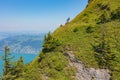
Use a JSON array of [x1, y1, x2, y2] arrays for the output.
[[65, 17, 70, 24], [5, 56, 25, 80], [3, 46, 13, 75], [42, 32, 61, 53], [11, 56, 24, 78], [2, 46, 14, 79], [93, 24, 116, 69], [94, 42, 116, 69]]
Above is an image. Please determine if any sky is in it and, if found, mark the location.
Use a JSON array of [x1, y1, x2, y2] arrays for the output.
[[0, 0, 88, 33]]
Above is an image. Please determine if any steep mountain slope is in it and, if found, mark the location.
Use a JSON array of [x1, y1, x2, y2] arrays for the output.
[[3, 0, 120, 80], [53, 0, 120, 79]]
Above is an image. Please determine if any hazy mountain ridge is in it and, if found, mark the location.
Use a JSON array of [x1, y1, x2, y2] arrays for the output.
[[0, 33, 45, 54], [0, 32, 14, 40]]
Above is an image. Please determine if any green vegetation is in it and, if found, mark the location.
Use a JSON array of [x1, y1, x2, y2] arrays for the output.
[[93, 31, 116, 69], [53, 0, 120, 79], [2, 46, 14, 80], [94, 42, 116, 68], [86, 26, 94, 33], [1, 0, 120, 80], [1, 47, 25, 80], [38, 52, 76, 80], [42, 32, 61, 53], [73, 27, 79, 32], [10, 56, 25, 79], [111, 7, 120, 20]]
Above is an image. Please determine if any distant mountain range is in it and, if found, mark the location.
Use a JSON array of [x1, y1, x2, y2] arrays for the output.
[[0, 32, 45, 54]]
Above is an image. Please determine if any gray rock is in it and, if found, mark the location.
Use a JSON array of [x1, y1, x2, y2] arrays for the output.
[[65, 51, 110, 80]]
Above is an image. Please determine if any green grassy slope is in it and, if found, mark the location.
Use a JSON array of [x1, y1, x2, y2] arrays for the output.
[[5, 0, 120, 80], [53, 0, 120, 79]]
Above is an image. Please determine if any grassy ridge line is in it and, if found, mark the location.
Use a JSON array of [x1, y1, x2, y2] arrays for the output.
[[52, 0, 120, 79]]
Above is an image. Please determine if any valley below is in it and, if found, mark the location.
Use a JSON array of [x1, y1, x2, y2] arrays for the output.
[[0, 32, 45, 54]]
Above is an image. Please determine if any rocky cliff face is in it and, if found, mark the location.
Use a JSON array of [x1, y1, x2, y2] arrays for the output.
[[65, 51, 110, 80]]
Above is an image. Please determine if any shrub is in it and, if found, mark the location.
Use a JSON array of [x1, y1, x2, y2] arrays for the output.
[[111, 7, 120, 20], [55, 62, 65, 71], [60, 24, 63, 27], [86, 26, 94, 33], [93, 43, 116, 69], [83, 13, 88, 16], [97, 11, 111, 24], [97, 3, 110, 11], [73, 27, 79, 32], [38, 52, 45, 62]]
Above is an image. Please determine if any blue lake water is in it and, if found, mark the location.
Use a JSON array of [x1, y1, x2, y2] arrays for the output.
[[0, 51, 38, 73]]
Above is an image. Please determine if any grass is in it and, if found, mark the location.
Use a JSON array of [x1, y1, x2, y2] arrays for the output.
[[53, 0, 120, 79]]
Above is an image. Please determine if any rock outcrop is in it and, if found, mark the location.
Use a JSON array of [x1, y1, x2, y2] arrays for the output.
[[65, 51, 110, 80]]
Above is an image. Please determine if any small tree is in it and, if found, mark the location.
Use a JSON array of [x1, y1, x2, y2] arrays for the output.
[[3, 46, 13, 75], [1, 46, 14, 80], [42, 32, 61, 53], [111, 7, 120, 20], [93, 24, 116, 69], [93, 42, 116, 69], [86, 26, 94, 33], [65, 17, 70, 24], [10, 56, 24, 78], [97, 11, 111, 24]]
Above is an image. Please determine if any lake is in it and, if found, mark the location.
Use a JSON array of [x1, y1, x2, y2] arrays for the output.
[[0, 51, 38, 73], [0, 32, 44, 73]]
